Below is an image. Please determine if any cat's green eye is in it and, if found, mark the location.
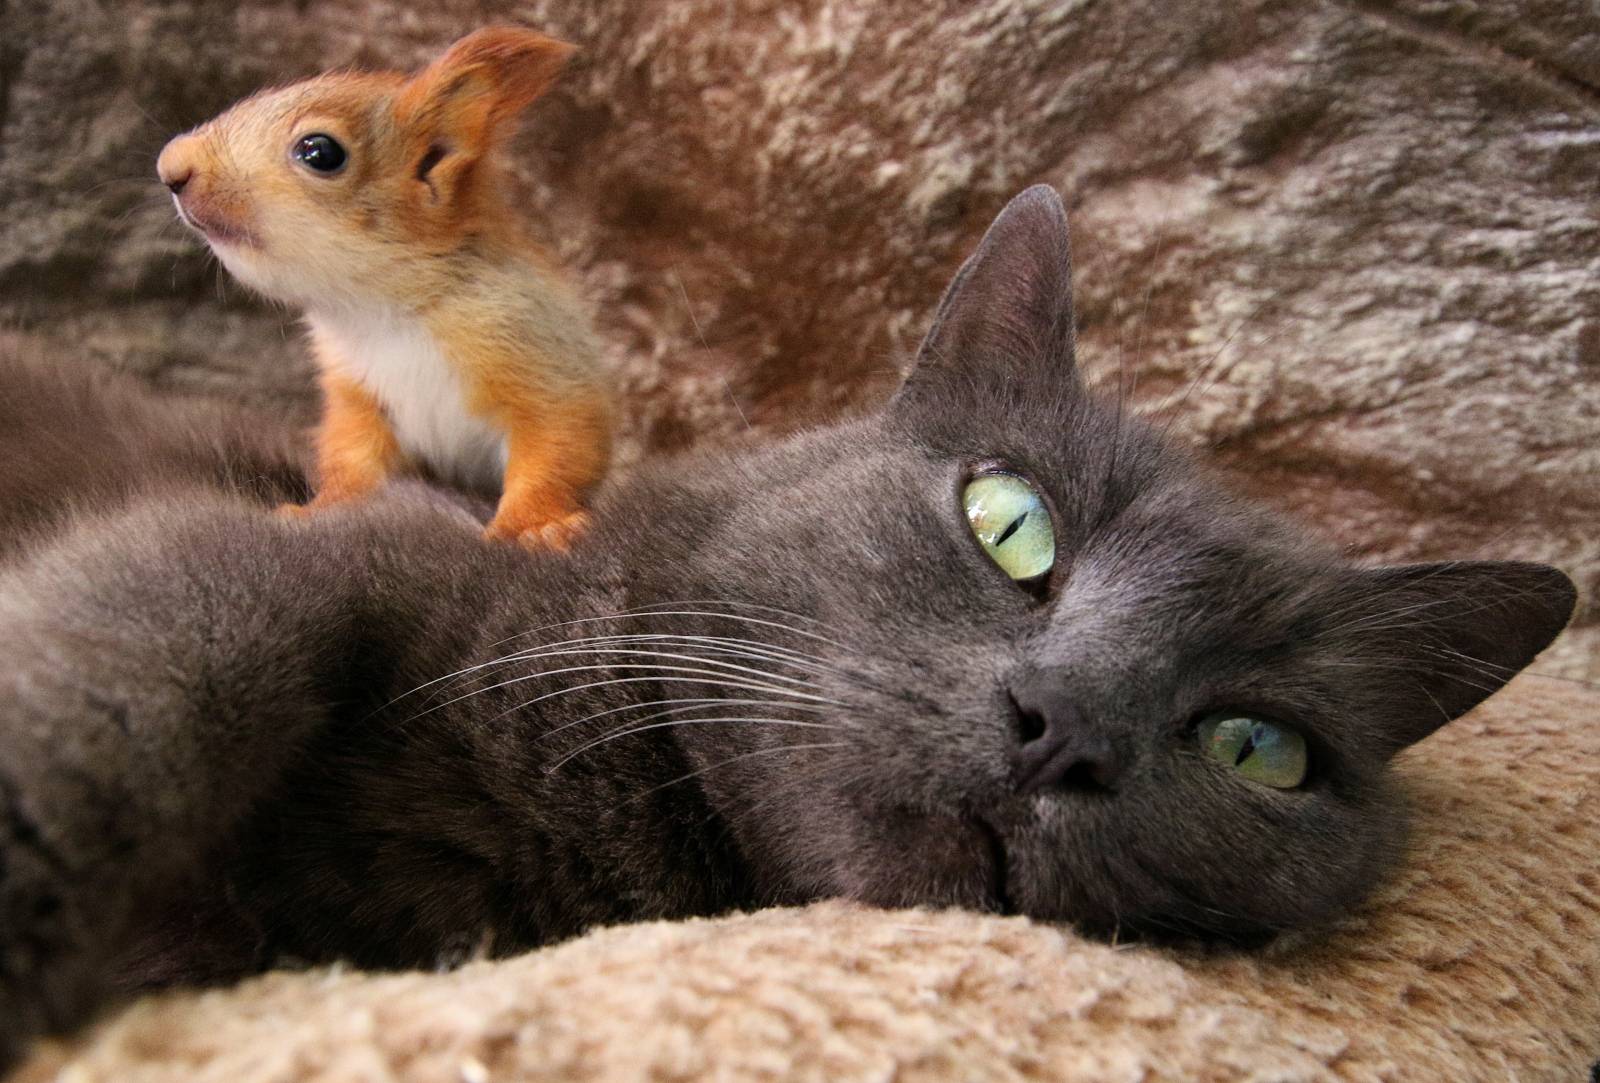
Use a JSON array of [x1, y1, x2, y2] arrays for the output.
[[963, 472, 1056, 583], [1197, 714, 1308, 789]]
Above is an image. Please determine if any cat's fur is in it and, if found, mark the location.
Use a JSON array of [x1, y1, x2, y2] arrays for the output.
[[0, 188, 1575, 1067]]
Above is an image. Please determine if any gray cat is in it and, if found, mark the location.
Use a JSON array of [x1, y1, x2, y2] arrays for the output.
[[0, 187, 1574, 1067]]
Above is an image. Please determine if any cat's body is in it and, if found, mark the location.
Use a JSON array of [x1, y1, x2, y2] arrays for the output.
[[0, 189, 1575, 1068]]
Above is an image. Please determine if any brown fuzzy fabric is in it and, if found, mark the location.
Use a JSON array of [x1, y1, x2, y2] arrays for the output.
[[13, 676, 1598, 1082], [4, 2, 1598, 1077]]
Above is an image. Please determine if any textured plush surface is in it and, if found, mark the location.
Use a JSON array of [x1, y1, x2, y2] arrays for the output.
[[1, 0, 1596, 672], [11, 675, 1598, 1082], [5, 2, 1599, 1079]]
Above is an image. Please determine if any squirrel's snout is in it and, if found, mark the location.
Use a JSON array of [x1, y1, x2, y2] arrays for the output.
[[157, 136, 201, 196], [155, 132, 258, 248]]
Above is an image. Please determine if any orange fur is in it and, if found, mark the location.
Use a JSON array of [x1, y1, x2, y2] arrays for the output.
[[482, 393, 611, 551], [306, 367, 405, 507], [156, 28, 612, 549], [426, 311, 612, 549]]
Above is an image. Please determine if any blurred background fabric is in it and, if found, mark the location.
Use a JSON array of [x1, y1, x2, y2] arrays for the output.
[[1, 0, 1595, 674]]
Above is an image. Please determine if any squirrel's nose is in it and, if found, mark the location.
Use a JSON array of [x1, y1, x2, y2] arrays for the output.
[[157, 136, 199, 196]]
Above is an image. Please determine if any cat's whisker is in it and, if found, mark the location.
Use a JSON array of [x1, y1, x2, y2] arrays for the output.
[[1128, 852, 1263, 940], [1100, 225, 1168, 500], [474, 600, 825, 656], [487, 675, 833, 729], [1314, 595, 1444, 639], [543, 694, 826, 731], [472, 669, 844, 735], [1129, 227, 1168, 403], [462, 644, 829, 700], [1322, 584, 1564, 642], [396, 596, 858, 704], [527, 695, 713, 739], [1313, 657, 1504, 694], [692, 773, 799, 833], [395, 663, 831, 734], [536, 695, 835, 744], [394, 634, 851, 716], [1314, 557, 1567, 641], [692, 753, 889, 857], [408, 658, 845, 724], [549, 715, 842, 772], [497, 632, 850, 679], [616, 741, 848, 807], [1415, 642, 1515, 675], [1152, 287, 1284, 446], [1411, 651, 1573, 699], [630, 598, 831, 629], [613, 607, 904, 692], [610, 625, 901, 698], [1315, 581, 1518, 640], [388, 626, 836, 710], [487, 603, 846, 652], [481, 646, 838, 697], [1093, 228, 1132, 419], [442, 626, 897, 716], [627, 604, 889, 671], [609, 607, 849, 649], [1520, 670, 1600, 690]]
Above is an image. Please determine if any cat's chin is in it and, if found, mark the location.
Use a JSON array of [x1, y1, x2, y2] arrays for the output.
[[826, 805, 1014, 915], [970, 815, 1017, 916]]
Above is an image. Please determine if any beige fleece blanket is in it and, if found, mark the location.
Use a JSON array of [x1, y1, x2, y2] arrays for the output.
[[12, 675, 1597, 1082]]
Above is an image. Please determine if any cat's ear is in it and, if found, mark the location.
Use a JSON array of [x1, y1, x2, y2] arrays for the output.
[[893, 185, 1080, 411], [1338, 560, 1576, 753]]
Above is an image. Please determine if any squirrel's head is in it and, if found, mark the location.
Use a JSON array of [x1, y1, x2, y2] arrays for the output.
[[156, 27, 573, 309]]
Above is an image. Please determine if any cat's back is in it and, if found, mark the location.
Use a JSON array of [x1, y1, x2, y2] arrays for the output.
[[0, 338, 310, 562]]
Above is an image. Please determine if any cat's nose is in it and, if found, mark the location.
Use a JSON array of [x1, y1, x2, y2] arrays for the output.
[[1007, 676, 1128, 794]]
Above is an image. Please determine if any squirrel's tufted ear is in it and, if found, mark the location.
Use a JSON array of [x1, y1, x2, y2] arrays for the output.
[[398, 27, 573, 199], [892, 185, 1081, 415]]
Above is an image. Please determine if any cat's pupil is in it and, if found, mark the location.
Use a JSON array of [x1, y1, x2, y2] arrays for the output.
[[960, 473, 1056, 583], [995, 512, 1027, 547], [1235, 731, 1258, 766]]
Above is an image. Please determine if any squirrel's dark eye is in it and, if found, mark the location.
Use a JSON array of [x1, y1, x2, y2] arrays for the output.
[[291, 133, 347, 175]]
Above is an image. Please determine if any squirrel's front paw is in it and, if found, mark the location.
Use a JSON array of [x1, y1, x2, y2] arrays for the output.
[[484, 509, 589, 553]]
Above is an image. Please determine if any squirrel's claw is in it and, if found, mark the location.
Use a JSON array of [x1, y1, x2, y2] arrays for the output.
[[274, 502, 314, 521]]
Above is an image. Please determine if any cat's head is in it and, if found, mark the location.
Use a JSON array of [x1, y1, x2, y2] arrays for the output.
[[605, 186, 1576, 941]]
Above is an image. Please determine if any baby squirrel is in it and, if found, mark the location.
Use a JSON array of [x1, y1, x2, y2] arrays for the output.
[[156, 28, 611, 549]]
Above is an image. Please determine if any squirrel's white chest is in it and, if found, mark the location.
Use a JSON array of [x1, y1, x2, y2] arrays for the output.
[[308, 311, 507, 492]]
